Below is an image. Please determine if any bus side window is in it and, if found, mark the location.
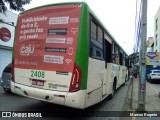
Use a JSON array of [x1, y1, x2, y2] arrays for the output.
[[115, 45, 120, 65], [123, 53, 126, 66], [112, 43, 115, 63], [119, 52, 123, 65], [104, 39, 112, 63], [90, 19, 104, 60]]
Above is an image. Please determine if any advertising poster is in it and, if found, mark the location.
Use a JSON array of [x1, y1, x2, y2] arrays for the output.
[[146, 52, 160, 65], [0, 11, 17, 47], [14, 4, 81, 72]]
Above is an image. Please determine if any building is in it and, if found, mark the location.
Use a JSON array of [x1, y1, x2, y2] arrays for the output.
[[154, 6, 160, 52], [129, 52, 139, 67], [0, 10, 18, 77], [146, 37, 154, 52]]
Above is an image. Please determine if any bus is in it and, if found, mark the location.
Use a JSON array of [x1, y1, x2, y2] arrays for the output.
[[11, 2, 128, 109]]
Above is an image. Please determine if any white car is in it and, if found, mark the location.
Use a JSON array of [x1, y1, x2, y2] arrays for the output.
[[147, 70, 160, 83]]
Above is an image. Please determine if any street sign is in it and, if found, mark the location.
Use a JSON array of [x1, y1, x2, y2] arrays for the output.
[[146, 52, 160, 65]]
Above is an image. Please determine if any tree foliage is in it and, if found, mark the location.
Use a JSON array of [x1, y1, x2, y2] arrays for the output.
[[0, 0, 31, 13]]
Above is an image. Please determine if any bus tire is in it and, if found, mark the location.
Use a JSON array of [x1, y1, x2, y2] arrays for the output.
[[3, 88, 11, 94], [109, 80, 116, 99]]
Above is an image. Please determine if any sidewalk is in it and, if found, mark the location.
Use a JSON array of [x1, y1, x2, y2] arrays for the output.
[[132, 76, 160, 111], [126, 76, 160, 120]]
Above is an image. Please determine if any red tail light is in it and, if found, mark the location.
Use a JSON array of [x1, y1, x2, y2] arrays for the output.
[[11, 59, 15, 82], [69, 63, 82, 92]]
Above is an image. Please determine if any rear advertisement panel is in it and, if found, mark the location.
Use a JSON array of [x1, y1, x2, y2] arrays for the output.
[[14, 4, 81, 73]]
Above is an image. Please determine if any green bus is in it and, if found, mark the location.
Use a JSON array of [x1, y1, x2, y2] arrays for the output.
[[11, 2, 128, 109]]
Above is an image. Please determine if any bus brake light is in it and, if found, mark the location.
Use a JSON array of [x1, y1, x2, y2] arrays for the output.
[[69, 63, 81, 92]]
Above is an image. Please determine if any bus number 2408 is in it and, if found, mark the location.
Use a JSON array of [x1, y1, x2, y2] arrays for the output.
[[31, 70, 45, 78]]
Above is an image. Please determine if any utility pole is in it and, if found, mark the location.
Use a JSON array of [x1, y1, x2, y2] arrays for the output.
[[138, 0, 148, 111]]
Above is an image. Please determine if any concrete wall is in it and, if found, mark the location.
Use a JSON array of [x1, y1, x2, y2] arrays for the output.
[[0, 48, 12, 77]]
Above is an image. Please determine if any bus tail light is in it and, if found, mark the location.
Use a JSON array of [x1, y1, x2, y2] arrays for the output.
[[69, 63, 82, 92], [11, 59, 15, 82]]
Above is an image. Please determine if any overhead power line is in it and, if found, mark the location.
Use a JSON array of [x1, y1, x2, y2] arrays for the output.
[[134, 0, 142, 53]]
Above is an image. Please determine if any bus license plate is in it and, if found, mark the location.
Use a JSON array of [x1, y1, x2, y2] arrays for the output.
[[32, 79, 44, 86]]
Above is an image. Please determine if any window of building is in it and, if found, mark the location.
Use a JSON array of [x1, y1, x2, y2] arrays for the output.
[[155, 34, 158, 46], [156, 18, 158, 31]]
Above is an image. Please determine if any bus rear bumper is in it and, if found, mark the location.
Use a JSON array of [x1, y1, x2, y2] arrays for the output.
[[11, 81, 86, 109]]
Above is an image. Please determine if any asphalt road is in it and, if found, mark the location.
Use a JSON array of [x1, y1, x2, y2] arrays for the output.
[[146, 80, 160, 95], [0, 81, 130, 120]]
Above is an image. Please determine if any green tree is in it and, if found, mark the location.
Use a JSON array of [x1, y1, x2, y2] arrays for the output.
[[0, 0, 31, 13]]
